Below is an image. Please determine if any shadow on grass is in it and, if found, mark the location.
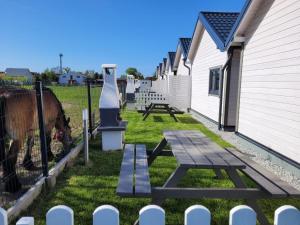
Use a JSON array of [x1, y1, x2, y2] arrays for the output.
[[153, 116, 164, 122], [177, 116, 199, 124]]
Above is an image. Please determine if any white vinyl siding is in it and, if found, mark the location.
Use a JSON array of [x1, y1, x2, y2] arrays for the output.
[[177, 54, 190, 76], [191, 30, 227, 122], [237, 0, 300, 163]]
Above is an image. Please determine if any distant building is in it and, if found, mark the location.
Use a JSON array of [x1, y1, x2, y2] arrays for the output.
[[5, 68, 33, 81], [58, 72, 86, 85]]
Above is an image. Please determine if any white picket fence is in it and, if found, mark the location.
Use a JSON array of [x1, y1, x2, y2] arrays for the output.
[[0, 204, 299, 225], [135, 92, 168, 110], [135, 76, 191, 111]]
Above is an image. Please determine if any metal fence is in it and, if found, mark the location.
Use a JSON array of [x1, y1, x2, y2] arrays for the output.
[[0, 81, 101, 207]]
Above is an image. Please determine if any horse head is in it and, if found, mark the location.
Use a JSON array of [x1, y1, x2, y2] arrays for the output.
[[54, 114, 73, 150]]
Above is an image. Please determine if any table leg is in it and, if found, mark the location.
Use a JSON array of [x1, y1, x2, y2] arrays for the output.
[[148, 138, 167, 166], [226, 168, 270, 225], [214, 169, 224, 179], [143, 104, 155, 121], [152, 166, 188, 205], [166, 105, 178, 122]]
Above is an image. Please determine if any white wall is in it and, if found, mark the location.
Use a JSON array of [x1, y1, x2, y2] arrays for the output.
[[191, 30, 227, 122], [169, 75, 191, 111], [237, 0, 300, 163], [177, 54, 190, 76]]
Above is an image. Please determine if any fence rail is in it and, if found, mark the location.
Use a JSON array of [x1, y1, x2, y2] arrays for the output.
[[0, 204, 298, 225]]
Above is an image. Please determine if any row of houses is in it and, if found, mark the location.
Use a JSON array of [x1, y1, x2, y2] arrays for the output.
[[0, 68, 86, 85], [154, 0, 300, 166]]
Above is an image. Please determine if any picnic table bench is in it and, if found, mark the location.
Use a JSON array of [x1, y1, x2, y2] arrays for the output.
[[117, 130, 300, 225], [138, 103, 184, 122]]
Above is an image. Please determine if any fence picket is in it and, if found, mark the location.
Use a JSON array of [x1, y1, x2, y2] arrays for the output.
[[46, 205, 73, 225], [93, 205, 119, 225], [139, 205, 165, 225], [16, 217, 34, 225], [229, 205, 256, 225], [0, 208, 7, 225], [274, 205, 300, 225], [185, 205, 210, 225]]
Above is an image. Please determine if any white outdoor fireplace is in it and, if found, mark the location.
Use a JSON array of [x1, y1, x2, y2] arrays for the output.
[[98, 64, 127, 151]]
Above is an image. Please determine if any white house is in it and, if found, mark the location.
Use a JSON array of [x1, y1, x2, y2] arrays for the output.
[[59, 72, 86, 85], [226, 0, 300, 165], [188, 12, 240, 125], [5, 68, 33, 81], [172, 38, 192, 76]]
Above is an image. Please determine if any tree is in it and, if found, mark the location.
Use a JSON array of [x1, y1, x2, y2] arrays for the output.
[[125, 67, 144, 80], [41, 68, 58, 83], [64, 67, 71, 73]]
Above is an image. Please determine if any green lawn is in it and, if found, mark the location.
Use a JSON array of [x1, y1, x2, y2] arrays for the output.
[[13, 111, 300, 225]]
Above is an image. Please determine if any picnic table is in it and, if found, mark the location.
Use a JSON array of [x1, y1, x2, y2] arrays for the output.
[[117, 130, 300, 225], [139, 103, 184, 122]]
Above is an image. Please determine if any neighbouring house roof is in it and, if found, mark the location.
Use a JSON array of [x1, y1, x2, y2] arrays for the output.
[[198, 12, 240, 51], [5, 68, 32, 77], [162, 58, 167, 73], [168, 52, 176, 68], [159, 63, 163, 76], [172, 38, 192, 72], [179, 38, 192, 58]]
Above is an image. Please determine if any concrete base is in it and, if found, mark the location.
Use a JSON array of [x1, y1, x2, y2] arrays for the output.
[[102, 131, 123, 151], [126, 102, 136, 110]]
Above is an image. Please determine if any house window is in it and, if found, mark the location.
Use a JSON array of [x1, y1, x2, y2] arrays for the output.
[[209, 67, 221, 96]]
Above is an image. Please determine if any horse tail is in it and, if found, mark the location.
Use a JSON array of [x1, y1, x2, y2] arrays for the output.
[[0, 96, 6, 163]]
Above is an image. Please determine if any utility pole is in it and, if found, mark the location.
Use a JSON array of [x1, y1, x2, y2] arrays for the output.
[[59, 53, 63, 74]]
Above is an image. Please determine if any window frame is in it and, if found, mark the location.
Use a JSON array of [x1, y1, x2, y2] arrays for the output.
[[208, 66, 222, 96]]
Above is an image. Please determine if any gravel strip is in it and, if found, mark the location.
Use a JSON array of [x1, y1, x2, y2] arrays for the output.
[[191, 113, 300, 191]]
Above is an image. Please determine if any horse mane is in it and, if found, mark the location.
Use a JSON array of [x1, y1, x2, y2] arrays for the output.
[[43, 87, 70, 128]]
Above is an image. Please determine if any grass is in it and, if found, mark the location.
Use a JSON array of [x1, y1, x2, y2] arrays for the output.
[[12, 111, 300, 225]]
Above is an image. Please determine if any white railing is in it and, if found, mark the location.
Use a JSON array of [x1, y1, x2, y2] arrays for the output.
[[0, 204, 298, 225], [135, 76, 191, 111], [135, 92, 168, 110]]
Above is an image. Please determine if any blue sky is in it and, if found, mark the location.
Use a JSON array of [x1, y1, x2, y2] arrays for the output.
[[0, 0, 245, 77]]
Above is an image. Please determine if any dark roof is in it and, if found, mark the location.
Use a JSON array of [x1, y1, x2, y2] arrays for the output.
[[199, 12, 239, 50], [179, 38, 192, 58], [163, 58, 167, 67], [168, 52, 176, 68]]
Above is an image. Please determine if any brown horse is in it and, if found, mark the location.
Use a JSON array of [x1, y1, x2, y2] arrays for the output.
[[0, 87, 73, 193]]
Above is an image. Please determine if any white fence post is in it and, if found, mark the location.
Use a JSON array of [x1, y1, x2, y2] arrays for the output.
[[139, 205, 165, 225], [185, 205, 211, 225], [16, 217, 34, 225], [0, 208, 7, 225], [229, 205, 256, 225], [275, 205, 300, 225], [82, 108, 89, 165], [93, 205, 119, 225], [46, 205, 74, 225]]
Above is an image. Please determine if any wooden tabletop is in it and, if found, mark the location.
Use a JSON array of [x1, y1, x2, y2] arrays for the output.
[[163, 130, 246, 169]]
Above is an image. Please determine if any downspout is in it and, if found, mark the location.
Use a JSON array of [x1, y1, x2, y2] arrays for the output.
[[183, 58, 191, 76], [183, 58, 192, 111], [218, 51, 233, 130]]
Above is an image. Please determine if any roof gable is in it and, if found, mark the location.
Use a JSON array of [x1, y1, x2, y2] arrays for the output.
[[199, 12, 240, 51], [168, 52, 176, 69], [179, 38, 192, 58]]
